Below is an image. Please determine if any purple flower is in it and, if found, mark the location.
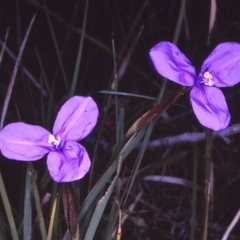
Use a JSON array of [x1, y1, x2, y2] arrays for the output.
[[149, 42, 240, 131], [0, 96, 98, 182]]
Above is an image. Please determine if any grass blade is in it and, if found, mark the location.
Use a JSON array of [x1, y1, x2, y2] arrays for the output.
[[47, 195, 58, 240], [23, 165, 32, 240], [0, 174, 19, 240], [69, 0, 89, 97], [0, 14, 36, 128], [83, 132, 142, 239], [28, 163, 47, 239], [127, 87, 188, 136], [42, 0, 69, 92], [78, 129, 146, 223]]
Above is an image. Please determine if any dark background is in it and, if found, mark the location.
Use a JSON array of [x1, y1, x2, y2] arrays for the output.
[[1, 0, 240, 239]]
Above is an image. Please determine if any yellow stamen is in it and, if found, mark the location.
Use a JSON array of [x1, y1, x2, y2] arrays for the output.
[[204, 71, 213, 80], [203, 71, 214, 86]]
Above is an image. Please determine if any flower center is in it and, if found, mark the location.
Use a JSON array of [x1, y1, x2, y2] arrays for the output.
[[48, 134, 61, 148], [200, 71, 215, 86]]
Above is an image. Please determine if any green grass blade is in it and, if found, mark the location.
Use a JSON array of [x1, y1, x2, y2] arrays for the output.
[[0, 212, 7, 239], [99, 90, 157, 101], [83, 131, 142, 239], [104, 199, 118, 239], [122, 122, 154, 207], [88, 95, 112, 189], [28, 163, 47, 239], [78, 129, 146, 222], [83, 169, 119, 240], [34, 46, 51, 95], [158, 0, 187, 107], [42, 0, 69, 92], [0, 174, 19, 240], [69, 0, 89, 97], [23, 165, 32, 240], [173, 0, 187, 44]]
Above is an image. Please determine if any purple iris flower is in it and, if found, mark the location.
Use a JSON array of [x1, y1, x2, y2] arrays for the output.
[[0, 96, 98, 182], [149, 41, 240, 131]]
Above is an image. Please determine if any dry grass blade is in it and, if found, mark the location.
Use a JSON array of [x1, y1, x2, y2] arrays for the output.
[[221, 207, 240, 240], [207, 0, 217, 45], [143, 175, 201, 189], [112, 192, 143, 240], [127, 87, 188, 136], [60, 183, 79, 240], [46, 195, 58, 240], [0, 14, 36, 129]]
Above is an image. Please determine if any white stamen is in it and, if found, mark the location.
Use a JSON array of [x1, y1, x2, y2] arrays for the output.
[[48, 134, 61, 147]]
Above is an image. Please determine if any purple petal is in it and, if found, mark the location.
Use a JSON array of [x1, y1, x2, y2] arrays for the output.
[[190, 85, 230, 131], [149, 42, 196, 86], [53, 96, 98, 142], [201, 42, 240, 87], [0, 122, 51, 160], [47, 141, 91, 182]]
